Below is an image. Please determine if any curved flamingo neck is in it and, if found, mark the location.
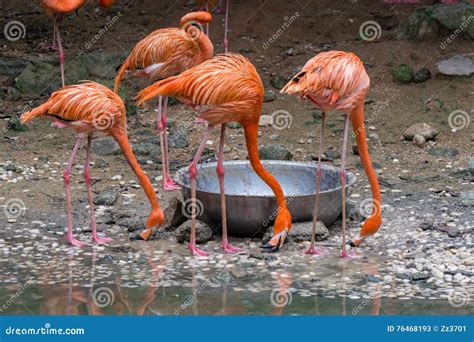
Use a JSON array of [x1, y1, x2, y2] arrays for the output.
[[111, 130, 161, 211], [243, 123, 287, 210], [180, 12, 214, 60]]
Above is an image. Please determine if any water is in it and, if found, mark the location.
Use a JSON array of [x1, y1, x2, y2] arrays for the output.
[[1, 240, 471, 316]]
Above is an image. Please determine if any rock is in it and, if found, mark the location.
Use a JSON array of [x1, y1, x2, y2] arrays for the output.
[[162, 197, 187, 230], [249, 249, 277, 260], [7, 118, 27, 132], [396, 271, 410, 280], [263, 90, 277, 102], [95, 158, 109, 169], [411, 272, 430, 281], [82, 50, 128, 79], [229, 266, 249, 279], [6, 87, 22, 101], [258, 115, 273, 127], [132, 137, 161, 156], [437, 225, 460, 238], [413, 68, 431, 83], [117, 217, 144, 232], [263, 221, 330, 244], [402, 123, 438, 141], [431, 268, 444, 279], [63, 56, 89, 85], [391, 64, 414, 84], [437, 55, 474, 76], [432, 2, 474, 40], [258, 144, 293, 161], [168, 124, 189, 148], [270, 75, 287, 90], [412, 134, 426, 148], [469, 157, 474, 171], [0, 57, 28, 76], [176, 220, 213, 244], [419, 220, 434, 231], [94, 188, 120, 206], [228, 122, 241, 129], [461, 191, 474, 207], [428, 147, 459, 158], [366, 275, 382, 283], [323, 150, 341, 160], [395, 6, 439, 41], [91, 137, 120, 156], [5, 164, 20, 173]]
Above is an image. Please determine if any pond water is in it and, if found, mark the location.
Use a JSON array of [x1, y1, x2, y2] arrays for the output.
[[1, 240, 471, 316]]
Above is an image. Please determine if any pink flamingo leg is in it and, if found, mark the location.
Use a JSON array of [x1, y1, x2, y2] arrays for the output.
[[217, 124, 244, 254], [54, 20, 65, 87], [306, 112, 328, 256], [161, 97, 180, 191], [156, 96, 169, 190], [340, 115, 359, 259], [84, 134, 112, 244], [188, 125, 214, 257], [206, 1, 210, 37], [223, 0, 229, 53], [64, 135, 87, 247]]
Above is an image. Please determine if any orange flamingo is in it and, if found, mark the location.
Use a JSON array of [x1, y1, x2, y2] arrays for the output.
[[114, 11, 213, 191], [281, 51, 382, 257], [137, 53, 292, 255], [195, 0, 230, 53], [20, 81, 164, 246], [41, 0, 115, 87]]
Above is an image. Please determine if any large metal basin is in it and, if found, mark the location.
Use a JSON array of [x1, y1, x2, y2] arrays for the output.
[[175, 161, 356, 237]]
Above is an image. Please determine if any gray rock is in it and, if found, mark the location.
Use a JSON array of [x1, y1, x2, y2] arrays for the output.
[[229, 266, 249, 279], [82, 50, 128, 79], [258, 115, 273, 127], [94, 188, 120, 206], [396, 272, 410, 280], [432, 2, 474, 40], [411, 272, 430, 281], [437, 55, 474, 76], [7, 118, 27, 132], [461, 191, 474, 207], [469, 157, 474, 171], [132, 137, 161, 156], [419, 220, 434, 231], [249, 249, 277, 260], [412, 134, 426, 148], [117, 217, 144, 232], [366, 274, 382, 283], [263, 89, 277, 102], [437, 225, 460, 238], [168, 124, 189, 149], [270, 75, 288, 90], [94, 158, 109, 169], [428, 147, 459, 158], [258, 144, 293, 160], [403, 123, 438, 141], [395, 6, 439, 41], [5, 164, 20, 173], [263, 221, 330, 244], [0, 57, 28, 76], [176, 220, 213, 244], [91, 137, 120, 156], [162, 197, 187, 230], [413, 68, 431, 83], [228, 122, 242, 129], [323, 150, 341, 160], [391, 64, 414, 84]]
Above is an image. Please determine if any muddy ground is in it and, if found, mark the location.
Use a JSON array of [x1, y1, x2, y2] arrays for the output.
[[0, 0, 473, 314]]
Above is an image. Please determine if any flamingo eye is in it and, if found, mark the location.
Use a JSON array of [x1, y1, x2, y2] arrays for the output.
[[293, 71, 306, 82]]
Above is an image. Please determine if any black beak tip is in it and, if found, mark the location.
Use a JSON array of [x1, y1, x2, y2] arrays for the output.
[[261, 242, 280, 253], [347, 240, 356, 247]]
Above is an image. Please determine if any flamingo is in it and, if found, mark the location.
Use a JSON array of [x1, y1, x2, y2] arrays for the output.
[[41, 0, 115, 87], [195, 0, 230, 53], [20, 81, 165, 246], [137, 53, 292, 256], [114, 11, 213, 191], [281, 51, 382, 258]]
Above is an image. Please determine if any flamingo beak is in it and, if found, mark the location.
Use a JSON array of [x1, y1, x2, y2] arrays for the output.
[[261, 228, 288, 253], [348, 234, 364, 247]]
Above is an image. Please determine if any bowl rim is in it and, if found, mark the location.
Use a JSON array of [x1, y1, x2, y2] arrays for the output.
[[174, 160, 357, 198]]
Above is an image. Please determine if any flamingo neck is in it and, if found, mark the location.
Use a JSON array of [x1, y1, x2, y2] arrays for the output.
[[243, 123, 287, 210]]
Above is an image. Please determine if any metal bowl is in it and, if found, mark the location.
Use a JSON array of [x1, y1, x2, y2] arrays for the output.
[[175, 161, 356, 237]]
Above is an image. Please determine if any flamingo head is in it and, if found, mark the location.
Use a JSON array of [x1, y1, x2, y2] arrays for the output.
[[261, 207, 292, 253]]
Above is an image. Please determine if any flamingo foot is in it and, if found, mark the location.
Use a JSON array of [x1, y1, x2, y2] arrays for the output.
[[93, 236, 112, 245], [163, 178, 180, 191], [305, 246, 328, 255], [187, 243, 210, 257], [68, 236, 87, 247], [340, 250, 362, 259], [222, 241, 245, 254]]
